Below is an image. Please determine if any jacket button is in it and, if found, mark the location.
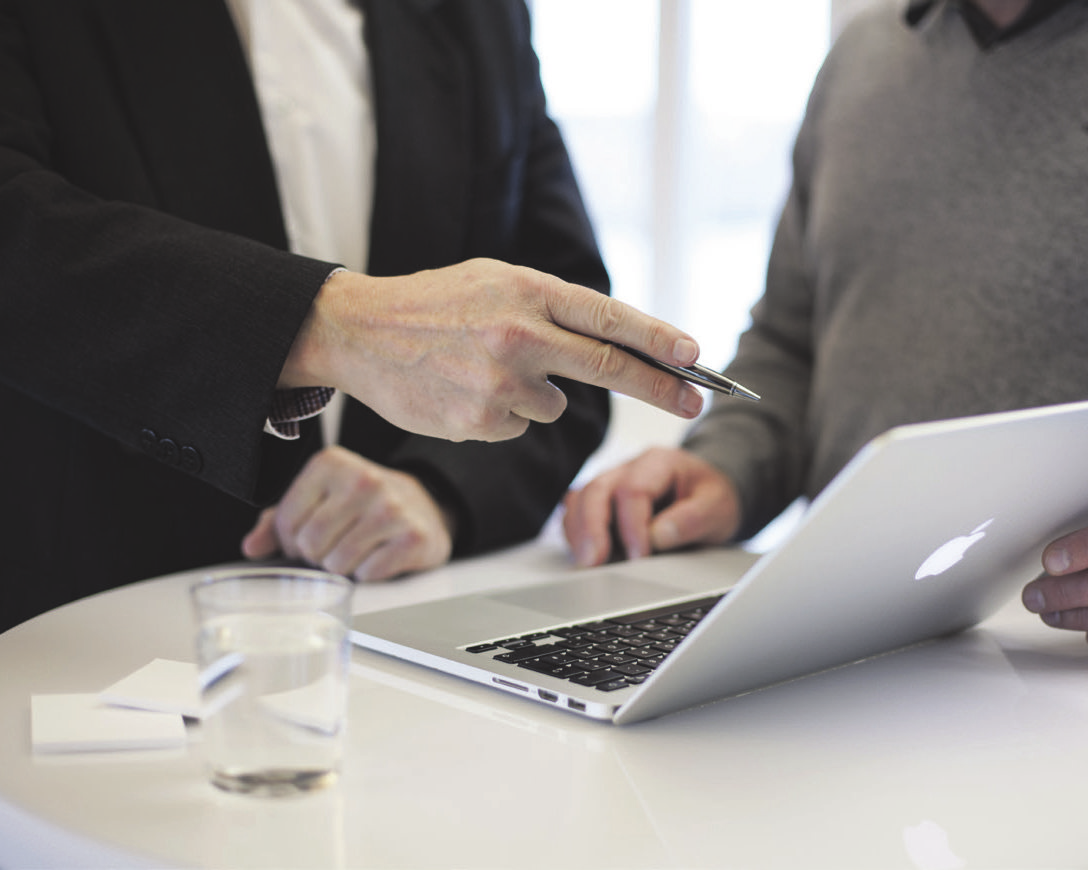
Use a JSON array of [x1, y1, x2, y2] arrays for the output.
[[156, 438, 179, 465], [139, 429, 158, 455], [180, 446, 203, 474]]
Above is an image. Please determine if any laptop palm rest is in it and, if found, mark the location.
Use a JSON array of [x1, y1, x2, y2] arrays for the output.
[[489, 574, 692, 621], [353, 574, 704, 650]]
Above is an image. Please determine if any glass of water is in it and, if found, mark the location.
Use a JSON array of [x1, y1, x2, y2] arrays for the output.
[[191, 567, 353, 797]]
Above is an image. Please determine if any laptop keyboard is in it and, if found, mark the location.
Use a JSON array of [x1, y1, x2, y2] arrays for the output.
[[464, 594, 724, 693]]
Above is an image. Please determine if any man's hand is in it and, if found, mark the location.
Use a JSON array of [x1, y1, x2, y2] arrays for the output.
[[280, 259, 705, 443], [562, 447, 741, 567], [1022, 527, 1088, 638], [242, 446, 453, 582]]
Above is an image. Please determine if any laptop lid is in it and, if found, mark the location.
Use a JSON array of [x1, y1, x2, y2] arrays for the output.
[[351, 400, 1088, 725]]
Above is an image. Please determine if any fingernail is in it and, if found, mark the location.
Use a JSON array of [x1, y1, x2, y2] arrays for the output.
[[673, 338, 698, 365], [679, 387, 703, 417], [578, 540, 598, 567], [1041, 611, 1062, 627], [1045, 547, 1071, 575], [1023, 587, 1046, 612], [653, 518, 678, 551]]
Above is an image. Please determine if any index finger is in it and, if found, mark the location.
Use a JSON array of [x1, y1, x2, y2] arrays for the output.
[[535, 284, 703, 418], [563, 483, 618, 567], [543, 279, 700, 368]]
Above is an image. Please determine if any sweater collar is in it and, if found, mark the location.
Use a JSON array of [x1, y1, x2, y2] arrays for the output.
[[905, 0, 1073, 46]]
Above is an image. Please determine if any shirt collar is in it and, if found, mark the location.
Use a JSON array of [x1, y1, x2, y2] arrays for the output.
[[906, 0, 1073, 46]]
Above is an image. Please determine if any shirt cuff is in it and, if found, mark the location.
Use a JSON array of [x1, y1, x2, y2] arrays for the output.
[[265, 387, 336, 440]]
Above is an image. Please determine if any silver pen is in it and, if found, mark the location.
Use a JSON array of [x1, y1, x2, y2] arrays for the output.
[[622, 346, 761, 402]]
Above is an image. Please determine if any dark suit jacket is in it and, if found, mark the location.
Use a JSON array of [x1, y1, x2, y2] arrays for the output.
[[0, 0, 609, 631]]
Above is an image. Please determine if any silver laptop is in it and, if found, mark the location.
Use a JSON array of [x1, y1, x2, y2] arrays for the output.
[[351, 400, 1088, 725]]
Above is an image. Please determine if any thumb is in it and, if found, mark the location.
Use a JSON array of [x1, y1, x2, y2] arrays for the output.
[[242, 507, 281, 559]]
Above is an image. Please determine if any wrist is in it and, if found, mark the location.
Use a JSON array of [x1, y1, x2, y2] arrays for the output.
[[278, 268, 355, 390]]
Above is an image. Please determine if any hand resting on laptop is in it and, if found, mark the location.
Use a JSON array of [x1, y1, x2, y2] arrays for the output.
[[562, 447, 742, 568]]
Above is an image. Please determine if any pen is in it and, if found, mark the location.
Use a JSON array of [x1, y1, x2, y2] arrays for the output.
[[622, 346, 761, 402]]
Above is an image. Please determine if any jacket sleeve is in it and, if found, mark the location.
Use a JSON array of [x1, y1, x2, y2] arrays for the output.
[[0, 1, 337, 503]]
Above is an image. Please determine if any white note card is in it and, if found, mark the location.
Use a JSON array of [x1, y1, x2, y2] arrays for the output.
[[98, 658, 203, 719], [31, 693, 186, 754]]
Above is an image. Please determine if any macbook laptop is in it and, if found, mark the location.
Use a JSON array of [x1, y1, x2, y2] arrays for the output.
[[350, 400, 1088, 725]]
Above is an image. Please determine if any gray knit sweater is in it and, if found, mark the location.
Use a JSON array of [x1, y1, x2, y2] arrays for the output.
[[684, 0, 1088, 539]]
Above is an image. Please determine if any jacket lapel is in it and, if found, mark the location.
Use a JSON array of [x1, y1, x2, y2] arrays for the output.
[[361, 0, 471, 276], [91, 0, 471, 267], [92, 0, 288, 248]]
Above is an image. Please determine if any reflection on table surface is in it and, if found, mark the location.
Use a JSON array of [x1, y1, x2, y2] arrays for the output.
[[1, 538, 1087, 869]]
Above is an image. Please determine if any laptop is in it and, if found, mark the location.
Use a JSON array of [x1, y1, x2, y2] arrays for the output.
[[350, 400, 1088, 725]]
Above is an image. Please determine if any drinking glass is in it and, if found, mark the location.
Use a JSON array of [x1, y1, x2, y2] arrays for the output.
[[191, 567, 353, 796]]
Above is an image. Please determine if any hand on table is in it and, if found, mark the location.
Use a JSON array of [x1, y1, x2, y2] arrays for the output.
[[562, 446, 741, 568], [242, 446, 453, 582], [1022, 527, 1088, 639], [279, 259, 706, 443]]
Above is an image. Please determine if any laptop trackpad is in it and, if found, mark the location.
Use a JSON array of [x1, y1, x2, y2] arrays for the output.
[[489, 573, 686, 621]]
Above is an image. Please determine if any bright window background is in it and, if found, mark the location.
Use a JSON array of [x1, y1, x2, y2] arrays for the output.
[[531, 1, 831, 372], [530, 1, 875, 544]]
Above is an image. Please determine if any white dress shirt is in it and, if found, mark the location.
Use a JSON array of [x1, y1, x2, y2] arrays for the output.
[[226, 0, 377, 443]]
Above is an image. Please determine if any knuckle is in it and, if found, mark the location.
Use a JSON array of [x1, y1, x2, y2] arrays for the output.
[[481, 318, 535, 361], [399, 526, 427, 553], [585, 295, 624, 340], [594, 343, 627, 380], [344, 471, 378, 498]]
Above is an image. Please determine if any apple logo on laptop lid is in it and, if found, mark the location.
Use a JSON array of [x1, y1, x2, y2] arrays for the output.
[[914, 519, 994, 581]]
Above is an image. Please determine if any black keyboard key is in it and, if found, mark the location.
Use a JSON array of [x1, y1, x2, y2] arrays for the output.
[[518, 659, 567, 676], [570, 669, 628, 687], [466, 643, 499, 653], [591, 641, 632, 655], [605, 595, 723, 626], [548, 663, 592, 679], [613, 663, 652, 676], [493, 643, 558, 663], [626, 647, 662, 660], [596, 653, 637, 666], [551, 626, 591, 639], [595, 678, 631, 692], [537, 651, 584, 666]]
